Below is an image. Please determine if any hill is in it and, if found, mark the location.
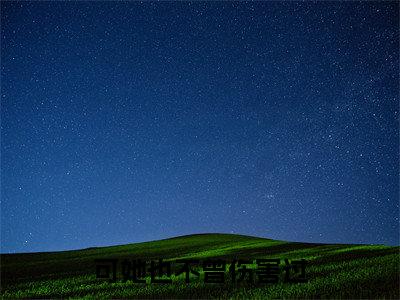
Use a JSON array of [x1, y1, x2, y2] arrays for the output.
[[1, 233, 399, 299]]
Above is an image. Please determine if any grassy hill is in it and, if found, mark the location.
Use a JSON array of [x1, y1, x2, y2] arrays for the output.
[[1, 233, 399, 299]]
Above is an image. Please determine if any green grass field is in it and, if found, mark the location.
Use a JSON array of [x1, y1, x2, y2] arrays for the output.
[[1, 233, 399, 299]]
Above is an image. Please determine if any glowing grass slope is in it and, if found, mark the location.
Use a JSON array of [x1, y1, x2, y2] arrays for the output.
[[1, 233, 399, 299]]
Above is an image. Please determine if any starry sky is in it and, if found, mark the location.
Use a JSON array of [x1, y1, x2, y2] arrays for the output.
[[1, 1, 399, 253]]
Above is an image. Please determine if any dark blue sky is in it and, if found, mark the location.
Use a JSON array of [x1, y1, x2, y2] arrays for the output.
[[1, 1, 398, 253]]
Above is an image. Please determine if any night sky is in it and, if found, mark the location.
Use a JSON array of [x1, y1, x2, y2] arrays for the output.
[[1, 1, 399, 253]]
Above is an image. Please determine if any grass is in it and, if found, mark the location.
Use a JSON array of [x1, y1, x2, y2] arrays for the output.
[[1, 233, 399, 299]]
